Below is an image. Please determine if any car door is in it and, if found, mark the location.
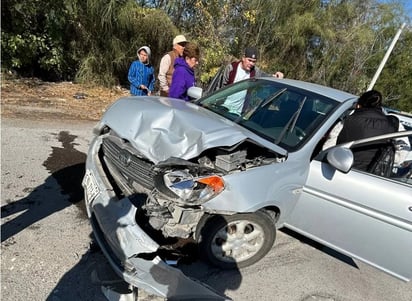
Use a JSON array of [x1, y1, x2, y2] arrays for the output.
[[284, 131, 412, 281]]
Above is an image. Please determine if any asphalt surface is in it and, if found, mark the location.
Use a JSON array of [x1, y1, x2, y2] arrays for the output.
[[1, 116, 412, 301], [0, 118, 159, 301]]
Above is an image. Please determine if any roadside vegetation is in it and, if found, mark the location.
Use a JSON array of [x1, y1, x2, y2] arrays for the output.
[[1, 0, 411, 112]]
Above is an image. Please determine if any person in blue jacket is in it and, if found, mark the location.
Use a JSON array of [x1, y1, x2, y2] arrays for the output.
[[128, 46, 155, 96], [169, 42, 200, 101]]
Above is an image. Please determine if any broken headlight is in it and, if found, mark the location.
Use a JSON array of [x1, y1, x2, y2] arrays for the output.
[[161, 169, 225, 204]]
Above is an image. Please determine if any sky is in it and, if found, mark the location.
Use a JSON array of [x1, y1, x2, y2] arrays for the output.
[[405, 0, 412, 17], [380, 0, 412, 19], [397, 0, 412, 18]]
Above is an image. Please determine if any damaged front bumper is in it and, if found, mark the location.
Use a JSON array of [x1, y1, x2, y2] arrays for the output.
[[82, 137, 229, 300]]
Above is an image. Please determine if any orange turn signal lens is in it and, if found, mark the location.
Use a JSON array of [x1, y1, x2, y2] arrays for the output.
[[197, 176, 225, 193]]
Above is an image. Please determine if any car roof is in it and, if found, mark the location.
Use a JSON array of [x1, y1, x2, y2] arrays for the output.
[[258, 77, 357, 103]]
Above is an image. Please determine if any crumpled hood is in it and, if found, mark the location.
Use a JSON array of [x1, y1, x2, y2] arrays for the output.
[[99, 96, 252, 163]]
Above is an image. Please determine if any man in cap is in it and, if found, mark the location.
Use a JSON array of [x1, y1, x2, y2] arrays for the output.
[[218, 46, 284, 115], [158, 35, 188, 96], [222, 46, 284, 86]]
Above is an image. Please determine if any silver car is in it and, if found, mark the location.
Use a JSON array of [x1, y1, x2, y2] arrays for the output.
[[82, 78, 412, 299]]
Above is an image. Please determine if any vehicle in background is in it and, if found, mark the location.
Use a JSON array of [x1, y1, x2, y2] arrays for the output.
[[384, 108, 412, 130]]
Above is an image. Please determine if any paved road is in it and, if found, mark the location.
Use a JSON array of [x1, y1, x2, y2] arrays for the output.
[[1, 117, 411, 301]]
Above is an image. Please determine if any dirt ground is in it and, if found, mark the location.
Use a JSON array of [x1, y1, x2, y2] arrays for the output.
[[1, 74, 130, 121]]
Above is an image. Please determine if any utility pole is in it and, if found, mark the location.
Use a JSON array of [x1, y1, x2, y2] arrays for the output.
[[367, 22, 406, 91]]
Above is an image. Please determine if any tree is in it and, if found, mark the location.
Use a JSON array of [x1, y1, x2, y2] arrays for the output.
[[2, 0, 411, 112], [1, 0, 76, 80], [375, 28, 412, 112], [71, 0, 179, 86]]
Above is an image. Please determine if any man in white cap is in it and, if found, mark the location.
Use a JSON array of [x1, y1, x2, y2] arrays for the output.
[[158, 34, 187, 96]]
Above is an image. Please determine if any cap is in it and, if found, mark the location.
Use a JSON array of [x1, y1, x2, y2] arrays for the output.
[[137, 46, 151, 57], [244, 47, 258, 59], [173, 35, 187, 45], [358, 90, 382, 108]]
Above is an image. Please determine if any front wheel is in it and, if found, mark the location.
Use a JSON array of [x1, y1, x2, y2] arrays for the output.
[[197, 211, 276, 269]]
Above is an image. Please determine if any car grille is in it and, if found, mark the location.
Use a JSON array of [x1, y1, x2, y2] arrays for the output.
[[101, 137, 155, 190]]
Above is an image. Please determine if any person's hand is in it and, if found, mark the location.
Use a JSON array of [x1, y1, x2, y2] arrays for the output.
[[273, 71, 284, 79], [140, 85, 148, 90]]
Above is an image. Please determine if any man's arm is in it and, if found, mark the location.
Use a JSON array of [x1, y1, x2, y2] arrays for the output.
[[222, 63, 233, 86], [158, 54, 171, 92], [255, 66, 284, 78]]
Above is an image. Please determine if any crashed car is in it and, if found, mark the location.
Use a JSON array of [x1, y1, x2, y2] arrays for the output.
[[82, 77, 412, 299]]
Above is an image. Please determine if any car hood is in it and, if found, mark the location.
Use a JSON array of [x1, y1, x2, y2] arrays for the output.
[[99, 96, 284, 163]]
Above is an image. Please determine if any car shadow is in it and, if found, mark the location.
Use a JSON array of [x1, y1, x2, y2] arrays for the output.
[[154, 215, 242, 300], [175, 260, 241, 300], [46, 235, 109, 301], [280, 228, 358, 268]]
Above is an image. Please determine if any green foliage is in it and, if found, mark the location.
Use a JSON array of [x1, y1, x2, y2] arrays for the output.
[[71, 0, 177, 86], [375, 29, 412, 112], [1, 0, 76, 80], [2, 0, 411, 112]]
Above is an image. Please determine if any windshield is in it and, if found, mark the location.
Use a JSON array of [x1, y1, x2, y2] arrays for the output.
[[197, 79, 338, 150]]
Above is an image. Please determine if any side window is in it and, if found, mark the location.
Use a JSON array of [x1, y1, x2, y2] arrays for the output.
[[348, 133, 412, 184], [204, 66, 225, 96], [391, 133, 412, 184]]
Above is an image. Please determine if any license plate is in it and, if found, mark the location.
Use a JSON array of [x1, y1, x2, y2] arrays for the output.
[[83, 170, 100, 204]]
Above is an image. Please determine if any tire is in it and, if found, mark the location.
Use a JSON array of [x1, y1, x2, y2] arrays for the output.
[[197, 211, 276, 269]]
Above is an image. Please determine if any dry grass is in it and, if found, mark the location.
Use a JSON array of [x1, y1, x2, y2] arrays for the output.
[[1, 74, 129, 121]]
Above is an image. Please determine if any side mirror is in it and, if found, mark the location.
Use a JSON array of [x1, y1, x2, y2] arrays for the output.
[[326, 146, 354, 173], [187, 86, 203, 100]]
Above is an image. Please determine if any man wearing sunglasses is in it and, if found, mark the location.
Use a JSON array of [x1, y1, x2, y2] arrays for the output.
[[158, 35, 188, 96]]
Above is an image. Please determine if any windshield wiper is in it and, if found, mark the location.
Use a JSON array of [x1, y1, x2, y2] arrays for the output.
[[235, 88, 287, 123], [275, 96, 307, 144], [261, 88, 288, 109]]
